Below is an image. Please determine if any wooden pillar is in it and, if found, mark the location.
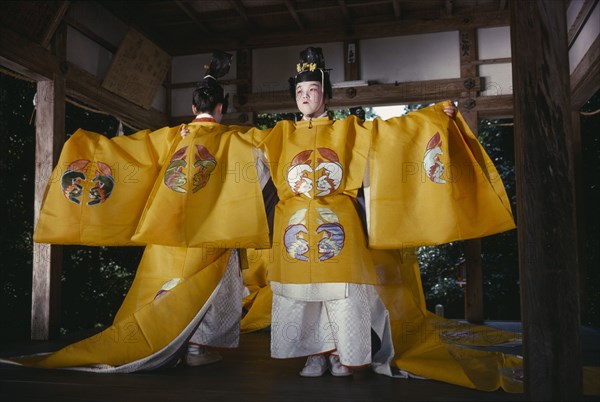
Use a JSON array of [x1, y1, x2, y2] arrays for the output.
[[510, 1, 582, 399], [31, 25, 66, 341], [32, 77, 65, 340], [571, 111, 587, 321], [236, 48, 253, 124], [459, 28, 484, 324]]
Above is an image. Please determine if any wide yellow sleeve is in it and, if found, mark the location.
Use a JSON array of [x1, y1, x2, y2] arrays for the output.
[[367, 101, 515, 248], [132, 124, 271, 249], [33, 127, 181, 246]]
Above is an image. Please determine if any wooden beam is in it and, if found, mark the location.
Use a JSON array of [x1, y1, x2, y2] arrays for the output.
[[445, 0, 454, 17], [284, 0, 305, 31], [473, 57, 512, 65], [229, 0, 250, 23], [0, 25, 168, 130], [570, 33, 600, 110], [174, 0, 209, 34], [458, 27, 484, 324], [392, 0, 401, 19], [511, 1, 583, 399], [40, 0, 70, 48], [235, 77, 482, 112], [170, 10, 510, 55], [65, 63, 168, 130], [32, 24, 67, 340], [235, 48, 253, 115], [476, 94, 514, 118], [571, 111, 588, 326], [567, 0, 597, 48], [0, 26, 59, 80], [32, 79, 65, 341], [338, 0, 352, 24], [464, 239, 483, 324]]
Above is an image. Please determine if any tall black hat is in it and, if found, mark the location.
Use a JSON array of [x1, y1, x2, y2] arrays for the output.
[[203, 50, 232, 80], [288, 47, 332, 100], [197, 50, 232, 113]]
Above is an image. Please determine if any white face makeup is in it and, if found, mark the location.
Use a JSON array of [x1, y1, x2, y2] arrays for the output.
[[295, 81, 325, 119]]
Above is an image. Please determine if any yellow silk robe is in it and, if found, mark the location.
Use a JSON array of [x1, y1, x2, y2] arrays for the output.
[[247, 102, 514, 285]]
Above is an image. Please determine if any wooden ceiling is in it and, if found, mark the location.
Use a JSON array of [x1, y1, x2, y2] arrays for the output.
[[97, 0, 510, 56]]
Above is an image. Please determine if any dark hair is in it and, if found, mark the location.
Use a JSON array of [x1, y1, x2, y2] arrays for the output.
[[192, 81, 226, 114], [192, 50, 232, 114], [288, 47, 332, 100]]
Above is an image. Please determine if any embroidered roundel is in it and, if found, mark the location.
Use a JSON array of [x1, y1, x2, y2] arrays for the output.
[[61, 159, 115, 205]]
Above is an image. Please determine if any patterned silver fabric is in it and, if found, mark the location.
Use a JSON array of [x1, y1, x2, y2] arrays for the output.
[[270, 281, 348, 301], [271, 283, 372, 367], [367, 286, 396, 376], [189, 249, 243, 348]]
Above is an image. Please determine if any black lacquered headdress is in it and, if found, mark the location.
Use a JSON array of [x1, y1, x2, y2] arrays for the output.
[[197, 50, 232, 113], [288, 47, 332, 100]]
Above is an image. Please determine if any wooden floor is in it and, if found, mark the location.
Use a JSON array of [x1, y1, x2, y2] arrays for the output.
[[1, 326, 598, 402]]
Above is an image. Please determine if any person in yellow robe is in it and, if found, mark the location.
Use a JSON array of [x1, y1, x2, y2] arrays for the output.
[[1, 51, 272, 372], [241, 46, 516, 381], [225, 46, 527, 390]]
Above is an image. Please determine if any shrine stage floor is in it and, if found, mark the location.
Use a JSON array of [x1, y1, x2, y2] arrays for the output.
[[1, 322, 598, 402]]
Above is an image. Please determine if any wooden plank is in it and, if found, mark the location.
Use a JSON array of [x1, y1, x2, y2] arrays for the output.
[[235, 77, 482, 112], [510, 1, 583, 399], [0, 25, 168, 130], [0, 330, 528, 402]]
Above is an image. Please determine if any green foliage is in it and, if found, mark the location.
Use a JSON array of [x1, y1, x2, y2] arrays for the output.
[[60, 246, 141, 333], [0, 73, 36, 340]]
